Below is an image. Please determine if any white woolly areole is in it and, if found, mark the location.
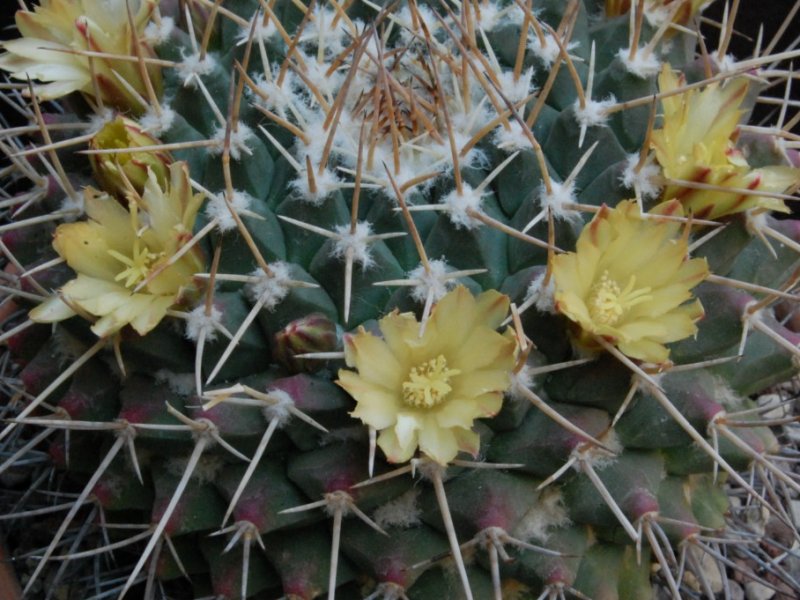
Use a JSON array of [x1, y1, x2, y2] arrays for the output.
[[408, 259, 457, 303], [493, 120, 534, 152], [262, 389, 294, 426], [514, 488, 570, 543], [331, 222, 376, 268], [83, 107, 115, 135], [508, 364, 534, 400], [175, 51, 216, 86], [237, 13, 278, 45], [713, 53, 739, 75], [154, 370, 196, 396], [528, 33, 577, 68], [139, 104, 176, 136], [373, 489, 421, 529], [209, 123, 254, 160], [526, 271, 557, 314], [245, 262, 293, 310], [289, 167, 341, 205], [441, 184, 485, 230], [205, 190, 254, 231], [620, 154, 662, 199], [60, 192, 85, 217], [184, 305, 223, 342], [573, 96, 615, 129], [250, 72, 297, 117], [745, 209, 770, 236], [616, 47, 661, 79], [495, 67, 536, 104], [143, 16, 175, 46], [575, 431, 622, 470], [538, 180, 581, 223]]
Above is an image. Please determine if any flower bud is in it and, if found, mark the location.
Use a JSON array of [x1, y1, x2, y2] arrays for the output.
[[89, 116, 171, 198], [273, 313, 338, 374]]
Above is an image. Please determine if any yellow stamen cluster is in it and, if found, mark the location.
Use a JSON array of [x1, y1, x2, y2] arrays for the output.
[[588, 272, 653, 327], [402, 356, 461, 409]]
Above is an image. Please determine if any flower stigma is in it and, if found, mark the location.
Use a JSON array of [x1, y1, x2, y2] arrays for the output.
[[588, 271, 653, 326], [402, 355, 461, 409]]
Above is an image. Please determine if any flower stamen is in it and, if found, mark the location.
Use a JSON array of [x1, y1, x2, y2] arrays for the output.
[[108, 240, 162, 289], [588, 271, 652, 326], [402, 355, 461, 409]]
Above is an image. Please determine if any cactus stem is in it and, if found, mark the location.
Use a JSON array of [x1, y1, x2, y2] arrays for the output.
[[428, 465, 473, 600], [518, 385, 613, 452], [0, 337, 104, 444], [120, 432, 209, 598], [580, 458, 640, 542], [223, 417, 282, 525], [22, 434, 125, 596]]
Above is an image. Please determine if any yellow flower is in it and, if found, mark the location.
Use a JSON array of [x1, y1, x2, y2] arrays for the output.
[[652, 65, 799, 220], [552, 199, 708, 364], [0, 0, 161, 113], [605, 0, 709, 24], [89, 116, 171, 198], [30, 162, 205, 337], [337, 286, 517, 465]]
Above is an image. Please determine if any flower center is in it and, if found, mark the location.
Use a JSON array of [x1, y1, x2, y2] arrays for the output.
[[108, 239, 162, 289], [588, 271, 653, 326], [402, 355, 461, 409]]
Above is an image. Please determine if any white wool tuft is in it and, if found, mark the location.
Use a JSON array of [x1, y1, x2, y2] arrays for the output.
[[525, 271, 557, 314], [373, 489, 421, 529], [245, 262, 293, 310], [408, 259, 457, 303], [236, 13, 278, 46], [143, 16, 174, 46], [209, 123, 254, 160], [573, 96, 616, 129], [262, 389, 295, 426], [139, 104, 176, 137], [441, 184, 485, 230], [331, 222, 376, 268], [184, 305, 223, 342], [616, 47, 661, 79], [538, 180, 581, 223], [289, 167, 341, 205], [175, 52, 216, 87], [205, 190, 254, 232], [620, 154, 662, 199]]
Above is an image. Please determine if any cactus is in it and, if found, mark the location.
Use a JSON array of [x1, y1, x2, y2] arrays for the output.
[[1, 1, 799, 599]]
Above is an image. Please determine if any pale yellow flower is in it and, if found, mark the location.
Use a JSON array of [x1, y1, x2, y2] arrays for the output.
[[605, 0, 709, 24], [337, 286, 517, 465], [30, 162, 205, 337], [0, 0, 161, 113], [652, 65, 799, 220], [552, 199, 708, 364]]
